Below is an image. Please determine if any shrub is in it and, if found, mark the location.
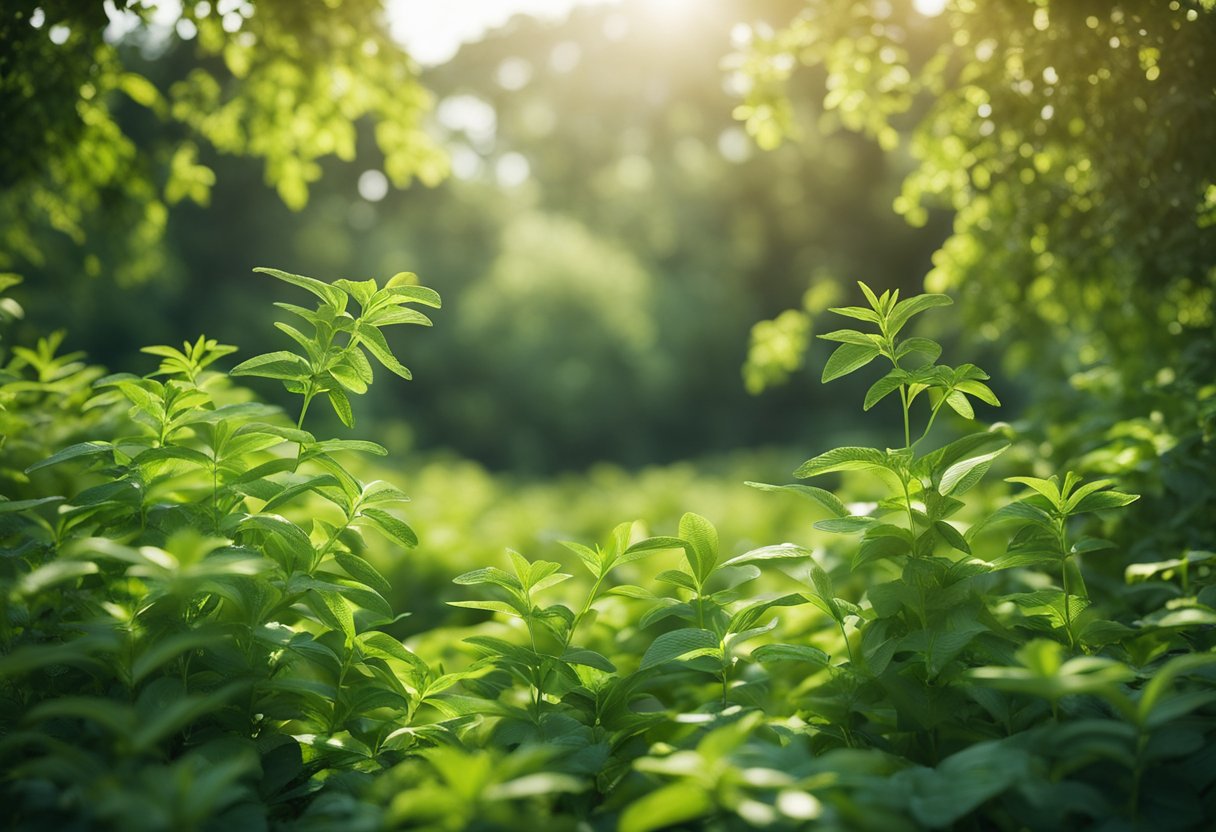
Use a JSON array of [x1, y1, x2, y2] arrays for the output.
[[2, 274, 1213, 831]]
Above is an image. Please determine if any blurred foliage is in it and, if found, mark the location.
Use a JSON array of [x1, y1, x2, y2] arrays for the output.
[[5, 275, 1216, 831], [8, 0, 948, 472], [733, 1, 1215, 369], [0, 0, 444, 285], [733, 0, 1216, 566]]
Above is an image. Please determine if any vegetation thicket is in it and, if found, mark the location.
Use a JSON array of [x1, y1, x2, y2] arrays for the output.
[[3, 271, 1214, 830], [2, 1, 1215, 830]]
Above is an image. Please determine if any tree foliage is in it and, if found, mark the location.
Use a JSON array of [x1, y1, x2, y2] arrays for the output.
[[734, 1, 1215, 370], [5, 275, 1214, 829], [735, 1, 1216, 569], [0, 0, 445, 284]]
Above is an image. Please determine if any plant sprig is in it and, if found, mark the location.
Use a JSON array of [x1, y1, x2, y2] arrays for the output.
[[231, 268, 441, 429]]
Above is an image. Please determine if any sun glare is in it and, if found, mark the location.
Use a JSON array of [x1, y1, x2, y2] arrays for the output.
[[912, 0, 949, 15]]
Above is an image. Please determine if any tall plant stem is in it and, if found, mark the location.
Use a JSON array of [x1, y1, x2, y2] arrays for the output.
[[899, 386, 912, 449], [1056, 517, 1076, 650], [297, 383, 316, 429]]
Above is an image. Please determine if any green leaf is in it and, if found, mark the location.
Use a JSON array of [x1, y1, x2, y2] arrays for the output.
[[752, 643, 830, 667], [561, 648, 616, 672], [452, 567, 522, 591], [310, 439, 388, 456], [858, 281, 883, 311], [0, 496, 65, 514], [620, 781, 713, 832], [934, 520, 970, 554], [359, 508, 418, 548], [131, 685, 244, 752], [814, 516, 878, 534], [334, 552, 393, 597], [354, 322, 412, 380], [639, 628, 719, 670], [1137, 652, 1216, 727], [822, 342, 881, 383], [447, 600, 524, 617], [1071, 490, 1139, 514], [17, 560, 99, 596], [745, 482, 848, 517], [25, 441, 113, 473], [368, 307, 433, 327], [940, 445, 1007, 495], [1005, 476, 1062, 508], [230, 350, 310, 381], [384, 283, 442, 308], [132, 631, 219, 684], [656, 569, 699, 592], [329, 362, 368, 395], [796, 446, 888, 478], [721, 543, 813, 567], [887, 293, 952, 335], [828, 305, 882, 324], [955, 379, 1000, 406], [305, 590, 356, 642], [678, 512, 718, 584], [621, 535, 686, 565], [943, 390, 974, 419], [254, 267, 346, 309], [334, 278, 378, 307], [327, 388, 355, 427], [359, 632, 426, 670], [818, 329, 879, 346], [273, 321, 317, 357], [559, 540, 602, 576], [899, 740, 1031, 828], [895, 337, 942, 362], [864, 370, 907, 410]]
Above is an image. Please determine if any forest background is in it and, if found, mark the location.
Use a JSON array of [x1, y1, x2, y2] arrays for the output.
[[2, 0, 1213, 625]]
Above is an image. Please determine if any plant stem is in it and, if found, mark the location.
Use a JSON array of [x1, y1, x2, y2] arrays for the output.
[[1056, 517, 1075, 650], [566, 572, 607, 648], [899, 386, 912, 449], [297, 384, 316, 429], [838, 618, 855, 664], [914, 398, 947, 448]]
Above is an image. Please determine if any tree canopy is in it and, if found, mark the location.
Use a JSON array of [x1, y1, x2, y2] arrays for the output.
[[735, 0, 1215, 376], [1, 0, 445, 285]]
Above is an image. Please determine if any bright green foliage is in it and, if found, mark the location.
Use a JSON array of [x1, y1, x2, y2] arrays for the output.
[[732, 2, 1215, 364], [3, 277, 1215, 829], [1, 269, 438, 828], [1, 2, 445, 284], [733, 3, 1216, 581], [231, 268, 441, 429]]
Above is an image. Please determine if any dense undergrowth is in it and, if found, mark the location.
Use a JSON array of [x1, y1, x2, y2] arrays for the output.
[[2, 270, 1214, 831]]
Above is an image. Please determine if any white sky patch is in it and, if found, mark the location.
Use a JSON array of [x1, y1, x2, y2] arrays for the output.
[[912, 0, 949, 15], [388, 0, 620, 67]]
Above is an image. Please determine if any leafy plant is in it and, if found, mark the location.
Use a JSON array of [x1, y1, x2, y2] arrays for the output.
[[0, 268, 443, 829], [2, 275, 1213, 830]]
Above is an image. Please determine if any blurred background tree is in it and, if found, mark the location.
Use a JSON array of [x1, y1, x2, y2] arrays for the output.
[[4, 0, 1211, 534], [1, 0, 444, 286], [6, 0, 949, 472], [733, 0, 1215, 557]]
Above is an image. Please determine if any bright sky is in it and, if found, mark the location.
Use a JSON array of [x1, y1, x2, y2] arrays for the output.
[[387, 0, 620, 66]]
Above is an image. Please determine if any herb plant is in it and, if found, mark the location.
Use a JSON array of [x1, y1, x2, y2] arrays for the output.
[[2, 275, 1213, 831]]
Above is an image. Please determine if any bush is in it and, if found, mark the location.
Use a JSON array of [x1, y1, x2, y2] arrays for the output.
[[2, 272, 1213, 830]]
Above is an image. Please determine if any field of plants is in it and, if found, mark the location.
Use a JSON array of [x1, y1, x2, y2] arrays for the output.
[[2, 1, 1215, 831]]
